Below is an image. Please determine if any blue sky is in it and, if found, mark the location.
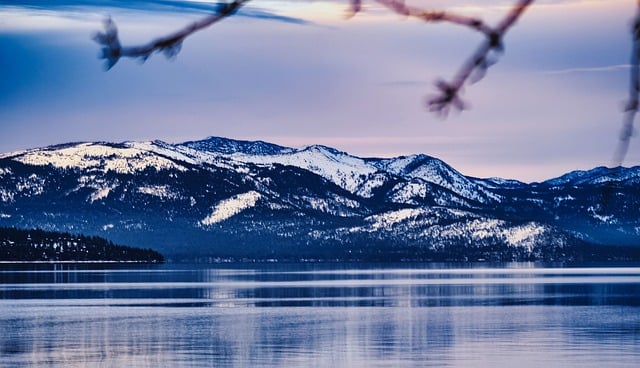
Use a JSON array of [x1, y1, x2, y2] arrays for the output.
[[0, 0, 637, 182]]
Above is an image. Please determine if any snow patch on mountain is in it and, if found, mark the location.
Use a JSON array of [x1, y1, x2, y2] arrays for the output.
[[355, 173, 389, 198], [13, 142, 188, 174], [420, 218, 551, 251], [389, 181, 428, 205], [555, 195, 575, 203], [431, 191, 473, 208], [367, 208, 424, 230], [138, 185, 180, 200], [0, 190, 14, 203], [352, 207, 475, 235], [77, 176, 119, 203], [16, 174, 45, 196], [466, 219, 504, 239], [303, 197, 334, 213], [200, 191, 262, 225], [296, 194, 361, 217], [587, 206, 616, 223], [333, 195, 361, 209], [503, 223, 545, 251], [90, 185, 114, 202]]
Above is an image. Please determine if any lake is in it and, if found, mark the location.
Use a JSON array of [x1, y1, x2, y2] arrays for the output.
[[0, 263, 639, 367]]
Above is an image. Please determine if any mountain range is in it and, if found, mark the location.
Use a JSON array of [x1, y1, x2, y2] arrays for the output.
[[0, 136, 638, 262]]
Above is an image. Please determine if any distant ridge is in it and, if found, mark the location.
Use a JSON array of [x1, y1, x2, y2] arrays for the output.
[[180, 136, 294, 156]]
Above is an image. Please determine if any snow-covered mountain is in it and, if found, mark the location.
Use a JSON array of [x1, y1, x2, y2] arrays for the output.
[[0, 136, 638, 261]]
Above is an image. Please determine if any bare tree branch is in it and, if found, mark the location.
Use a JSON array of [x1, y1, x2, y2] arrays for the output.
[[93, 0, 250, 70], [346, 0, 533, 116], [613, 1, 640, 167], [426, 0, 534, 116], [346, 0, 362, 19]]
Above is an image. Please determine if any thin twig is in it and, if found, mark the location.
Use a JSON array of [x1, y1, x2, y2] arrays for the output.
[[93, 0, 250, 70], [373, 0, 494, 36], [426, 0, 534, 116], [613, 0, 640, 167]]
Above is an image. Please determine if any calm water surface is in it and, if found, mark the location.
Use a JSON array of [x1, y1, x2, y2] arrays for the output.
[[0, 263, 639, 367]]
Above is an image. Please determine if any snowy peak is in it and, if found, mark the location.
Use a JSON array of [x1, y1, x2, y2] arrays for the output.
[[179, 136, 294, 156], [370, 154, 437, 177], [300, 144, 349, 157], [370, 154, 500, 204]]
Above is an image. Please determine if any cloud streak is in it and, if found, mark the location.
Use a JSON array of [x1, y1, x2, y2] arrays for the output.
[[0, 0, 310, 25], [540, 64, 632, 75]]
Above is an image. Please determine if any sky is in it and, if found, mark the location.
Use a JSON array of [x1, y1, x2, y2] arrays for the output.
[[0, 0, 638, 182]]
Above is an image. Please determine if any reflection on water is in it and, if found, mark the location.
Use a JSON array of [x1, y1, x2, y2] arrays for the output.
[[0, 263, 639, 367]]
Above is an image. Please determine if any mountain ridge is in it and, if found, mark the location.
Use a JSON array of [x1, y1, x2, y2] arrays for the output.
[[1, 136, 638, 261]]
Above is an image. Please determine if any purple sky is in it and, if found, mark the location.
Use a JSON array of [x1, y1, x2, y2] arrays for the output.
[[0, 0, 638, 182]]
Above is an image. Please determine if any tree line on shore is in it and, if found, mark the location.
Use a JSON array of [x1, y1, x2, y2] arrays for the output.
[[0, 227, 164, 263]]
